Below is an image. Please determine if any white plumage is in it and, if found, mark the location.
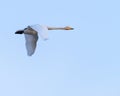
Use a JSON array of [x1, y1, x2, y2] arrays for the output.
[[15, 24, 48, 56], [24, 34, 38, 56], [15, 24, 73, 56], [30, 24, 48, 40]]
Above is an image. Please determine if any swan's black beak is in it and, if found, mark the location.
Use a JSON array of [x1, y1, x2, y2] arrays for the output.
[[70, 28, 74, 30], [15, 30, 24, 34]]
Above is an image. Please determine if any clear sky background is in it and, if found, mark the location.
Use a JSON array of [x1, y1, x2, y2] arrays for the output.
[[0, 0, 120, 96]]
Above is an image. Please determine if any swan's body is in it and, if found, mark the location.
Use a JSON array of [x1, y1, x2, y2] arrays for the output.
[[15, 24, 73, 56]]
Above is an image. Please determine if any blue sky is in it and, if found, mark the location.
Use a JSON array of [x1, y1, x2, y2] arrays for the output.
[[0, 0, 120, 96]]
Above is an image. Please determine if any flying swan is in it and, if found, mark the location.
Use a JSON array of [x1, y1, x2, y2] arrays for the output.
[[15, 24, 74, 56]]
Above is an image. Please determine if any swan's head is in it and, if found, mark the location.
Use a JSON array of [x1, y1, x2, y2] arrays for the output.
[[64, 26, 74, 30]]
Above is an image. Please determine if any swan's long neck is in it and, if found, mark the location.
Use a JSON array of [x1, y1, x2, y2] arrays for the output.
[[48, 26, 74, 30], [48, 27, 66, 30]]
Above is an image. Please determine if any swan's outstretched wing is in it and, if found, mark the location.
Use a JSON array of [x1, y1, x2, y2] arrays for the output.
[[24, 34, 38, 56], [30, 24, 48, 40]]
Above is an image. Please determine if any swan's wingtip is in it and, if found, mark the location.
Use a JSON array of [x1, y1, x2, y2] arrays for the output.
[[15, 30, 24, 34]]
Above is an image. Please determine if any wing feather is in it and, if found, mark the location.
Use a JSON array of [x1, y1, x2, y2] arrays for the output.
[[30, 24, 48, 40], [24, 34, 38, 56]]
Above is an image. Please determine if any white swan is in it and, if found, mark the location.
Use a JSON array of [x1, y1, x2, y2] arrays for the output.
[[15, 24, 74, 56]]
